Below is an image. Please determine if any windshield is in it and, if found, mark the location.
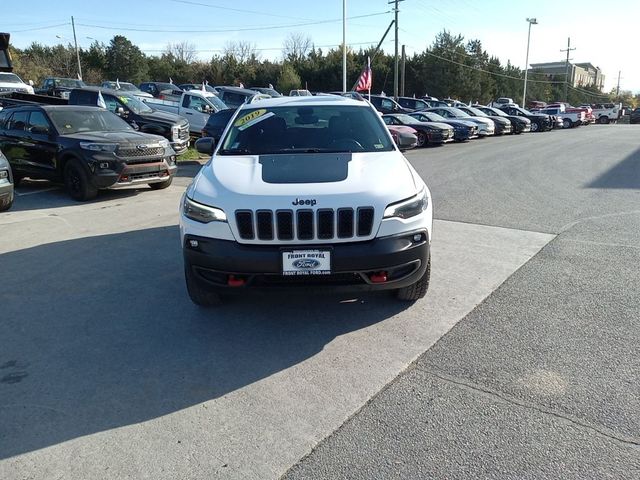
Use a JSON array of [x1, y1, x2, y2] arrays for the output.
[[484, 107, 507, 117], [55, 78, 86, 88], [448, 108, 471, 117], [0, 73, 24, 84], [49, 109, 132, 134], [465, 106, 488, 117], [514, 107, 532, 115], [219, 105, 394, 155], [118, 83, 139, 92], [395, 114, 420, 124], [118, 95, 153, 114], [419, 112, 446, 122], [156, 82, 178, 92], [207, 95, 227, 111]]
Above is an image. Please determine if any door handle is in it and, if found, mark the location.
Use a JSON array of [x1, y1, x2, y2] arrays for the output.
[[185, 112, 193, 115]]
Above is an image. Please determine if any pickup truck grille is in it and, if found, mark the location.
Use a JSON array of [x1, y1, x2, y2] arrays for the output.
[[235, 207, 375, 242], [178, 124, 189, 140]]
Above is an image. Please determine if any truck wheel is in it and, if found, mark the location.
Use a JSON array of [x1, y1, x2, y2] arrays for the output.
[[396, 258, 431, 301], [599, 116, 609, 124], [563, 118, 572, 129], [185, 265, 223, 307], [148, 177, 173, 190], [64, 159, 98, 201]]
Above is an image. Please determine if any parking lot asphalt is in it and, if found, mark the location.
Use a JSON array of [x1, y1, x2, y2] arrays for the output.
[[284, 125, 640, 479], [0, 158, 552, 478]]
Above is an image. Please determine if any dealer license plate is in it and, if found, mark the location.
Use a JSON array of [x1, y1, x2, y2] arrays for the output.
[[282, 250, 331, 276]]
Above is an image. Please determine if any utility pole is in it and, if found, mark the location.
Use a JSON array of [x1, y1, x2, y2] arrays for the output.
[[389, 0, 403, 100], [71, 16, 82, 80], [349, 20, 394, 91], [616, 70, 621, 97], [400, 44, 406, 97], [342, 0, 347, 92], [560, 37, 575, 102], [522, 18, 537, 108]]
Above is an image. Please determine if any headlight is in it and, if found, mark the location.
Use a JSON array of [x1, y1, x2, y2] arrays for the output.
[[0, 170, 8, 180], [384, 188, 428, 219], [183, 196, 227, 223], [171, 126, 180, 140], [79, 142, 119, 152], [159, 139, 170, 148]]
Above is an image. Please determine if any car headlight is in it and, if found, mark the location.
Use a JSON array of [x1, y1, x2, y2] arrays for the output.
[[171, 126, 180, 140], [0, 170, 8, 180], [79, 142, 119, 152], [383, 188, 428, 219], [159, 139, 170, 148], [183, 196, 227, 223]]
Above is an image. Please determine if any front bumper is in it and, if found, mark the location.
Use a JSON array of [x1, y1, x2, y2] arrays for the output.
[[90, 155, 178, 189], [171, 139, 189, 155], [0, 181, 13, 201], [428, 130, 454, 144], [183, 230, 430, 293]]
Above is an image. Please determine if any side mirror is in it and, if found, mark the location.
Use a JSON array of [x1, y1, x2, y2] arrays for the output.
[[195, 137, 216, 155], [30, 125, 50, 135], [29, 80, 34, 86], [397, 133, 417, 151], [116, 106, 125, 116]]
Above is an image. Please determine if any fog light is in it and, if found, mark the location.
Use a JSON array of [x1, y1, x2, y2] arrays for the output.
[[189, 240, 199, 248], [99, 162, 110, 169], [413, 234, 423, 242]]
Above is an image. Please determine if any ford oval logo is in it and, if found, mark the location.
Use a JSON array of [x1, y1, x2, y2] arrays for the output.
[[136, 144, 148, 151], [293, 259, 320, 269]]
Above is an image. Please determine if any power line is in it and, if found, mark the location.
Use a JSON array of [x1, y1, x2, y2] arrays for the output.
[[12, 23, 70, 33], [75, 11, 390, 34], [169, 0, 315, 21], [139, 40, 392, 54]]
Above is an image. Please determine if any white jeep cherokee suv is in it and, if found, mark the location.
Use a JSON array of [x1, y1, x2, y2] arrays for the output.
[[180, 95, 432, 306]]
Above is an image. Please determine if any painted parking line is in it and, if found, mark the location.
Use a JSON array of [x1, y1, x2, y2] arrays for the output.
[[14, 187, 60, 196]]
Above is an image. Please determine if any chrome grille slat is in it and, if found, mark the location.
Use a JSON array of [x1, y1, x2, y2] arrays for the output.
[[117, 147, 164, 158]]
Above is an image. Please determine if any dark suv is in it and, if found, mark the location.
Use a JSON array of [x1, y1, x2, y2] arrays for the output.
[[0, 105, 177, 200], [396, 97, 431, 111], [201, 108, 234, 141], [368, 95, 409, 114], [0, 148, 13, 211]]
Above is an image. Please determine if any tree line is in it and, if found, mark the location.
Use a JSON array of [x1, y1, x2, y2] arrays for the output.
[[9, 31, 636, 106]]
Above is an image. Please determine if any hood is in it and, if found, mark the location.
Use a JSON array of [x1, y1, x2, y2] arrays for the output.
[[462, 116, 494, 126], [412, 121, 453, 131], [484, 116, 510, 125], [62, 130, 166, 144], [0, 82, 33, 93], [193, 151, 419, 213], [507, 115, 531, 124], [440, 119, 477, 128], [139, 109, 188, 126], [387, 125, 417, 134]]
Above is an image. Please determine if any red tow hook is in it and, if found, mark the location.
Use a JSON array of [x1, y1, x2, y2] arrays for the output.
[[370, 272, 388, 283], [227, 275, 246, 287]]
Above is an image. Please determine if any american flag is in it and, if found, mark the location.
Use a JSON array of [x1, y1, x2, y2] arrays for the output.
[[356, 57, 372, 92]]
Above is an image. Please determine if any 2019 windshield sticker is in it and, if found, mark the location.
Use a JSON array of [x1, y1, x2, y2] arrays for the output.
[[234, 109, 275, 131]]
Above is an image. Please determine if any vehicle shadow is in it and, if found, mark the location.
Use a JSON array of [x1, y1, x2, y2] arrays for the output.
[[11, 179, 145, 212], [0, 225, 408, 459], [586, 147, 640, 189]]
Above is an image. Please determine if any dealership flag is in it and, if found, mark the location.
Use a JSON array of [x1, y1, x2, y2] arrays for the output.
[[116, 78, 121, 89], [97, 90, 107, 109], [355, 57, 372, 95]]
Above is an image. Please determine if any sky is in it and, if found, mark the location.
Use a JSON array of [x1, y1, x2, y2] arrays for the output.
[[4, 0, 639, 93]]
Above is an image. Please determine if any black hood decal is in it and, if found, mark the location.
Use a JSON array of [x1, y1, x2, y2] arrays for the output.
[[259, 153, 351, 184]]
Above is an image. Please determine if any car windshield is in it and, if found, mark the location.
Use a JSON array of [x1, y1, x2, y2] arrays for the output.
[[514, 107, 532, 115], [394, 114, 421, 124], [156, 83, 177, 92], [219, 105, 394, 155], [118, 83, 140, 92], [465, 106, 488, 117], [485, 108, 507, 117], [448, 108, 471, 117], [419, 112, 446, 122], [54, 78, 86, 88], [48, 109, 132, 134], [0, 73, 24, 84], [118, 95, 153, 114]]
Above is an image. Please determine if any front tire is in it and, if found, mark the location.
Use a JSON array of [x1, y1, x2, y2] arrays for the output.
[[148, 176, 173, 190], [185, 265, 223, 307], [0, 192, 13, 212], [530, 122, 539, 132], [563, 118, 572, 129], [599, 116, 609, 124], [396, 257, 431, 301], [64, 159, 98, 201], [416, 131, 427, 147]]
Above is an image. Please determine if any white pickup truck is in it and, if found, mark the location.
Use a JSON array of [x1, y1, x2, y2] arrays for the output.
[[591, 103, 621, 124], [144, 90, 228, 135], [538, 106, 585, 128]]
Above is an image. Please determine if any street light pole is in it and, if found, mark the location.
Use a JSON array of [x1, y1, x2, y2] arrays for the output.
[[342, 0, 347, 92], [522, 17, 537, 108], [71, 16, 82, 80]]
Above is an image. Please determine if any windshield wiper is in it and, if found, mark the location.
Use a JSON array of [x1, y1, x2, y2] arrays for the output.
[[218, 148, 252, 155]]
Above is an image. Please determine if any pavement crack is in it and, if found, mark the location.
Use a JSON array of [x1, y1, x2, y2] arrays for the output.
[[418, 366, 640, 448]]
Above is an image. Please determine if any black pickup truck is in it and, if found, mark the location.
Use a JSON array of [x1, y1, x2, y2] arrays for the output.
[[68, 87, 190, 154], [0, 104, 177, 200], [35, 77, 86, 99]]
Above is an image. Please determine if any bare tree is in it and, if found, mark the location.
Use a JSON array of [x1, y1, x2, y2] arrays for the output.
[[223, 41, 259, 64], [282, 32, 312, 63], [164, 41, 197, 64]]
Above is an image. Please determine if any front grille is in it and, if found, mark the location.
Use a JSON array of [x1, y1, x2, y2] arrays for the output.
[[178, 124, 189, 140], [235, 207, 375, 242], [117, 146, 164, 158]]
